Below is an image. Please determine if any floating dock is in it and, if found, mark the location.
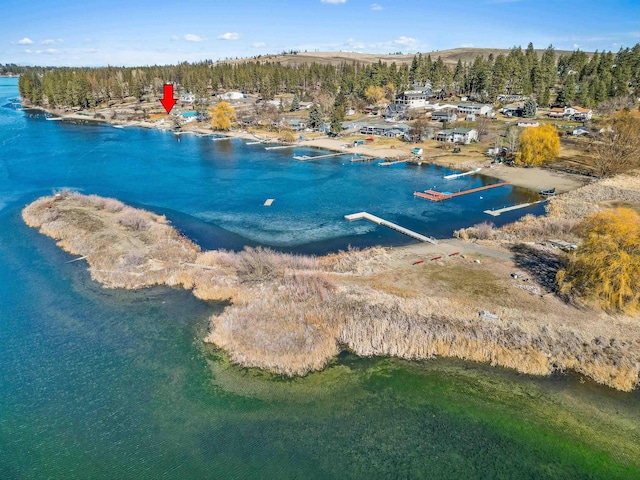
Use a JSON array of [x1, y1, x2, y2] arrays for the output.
[[263, 198, 275, 206], [246, 140, 266, 145], [212, 137, 231, 141], [414, 182, 510, 202], [345, 212, 437, 244], [443, 167, 481, 180], [483, 199, 547, 216], [293, 152, 350, 161]]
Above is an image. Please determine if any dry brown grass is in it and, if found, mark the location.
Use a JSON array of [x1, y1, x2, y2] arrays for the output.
[[23, 191, 640, 391]]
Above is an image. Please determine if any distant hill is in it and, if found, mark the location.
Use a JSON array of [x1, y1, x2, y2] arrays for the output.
[[225, 48, 589, 68]]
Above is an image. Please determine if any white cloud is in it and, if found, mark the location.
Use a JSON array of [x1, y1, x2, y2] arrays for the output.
[[461, 43, 475, 48], [170, 35, 179, 41], [251, 42, 266, 48], [394, 36, 417, 46], [218, 32, 240, 40], [17, 37, 33, 45], [26, 48, 59, 55], [184, 34, 206, 42], [321, 0, 346, 3], [41, 38, 63, 45], [371, 3, 383, 10]]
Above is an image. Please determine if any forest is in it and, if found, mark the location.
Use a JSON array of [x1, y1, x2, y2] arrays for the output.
[[8, 43, 640, 112]]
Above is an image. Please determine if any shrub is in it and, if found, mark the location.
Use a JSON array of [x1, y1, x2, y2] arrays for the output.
[[118, 210, 149, 231]]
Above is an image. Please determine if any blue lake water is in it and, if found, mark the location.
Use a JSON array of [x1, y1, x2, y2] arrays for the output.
[[1, 77, 639, 479]]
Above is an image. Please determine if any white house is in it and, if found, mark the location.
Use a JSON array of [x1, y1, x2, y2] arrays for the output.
[[435, 128, 478, 144], [395, 90, 429, 109], [457, 103, 494, 116]]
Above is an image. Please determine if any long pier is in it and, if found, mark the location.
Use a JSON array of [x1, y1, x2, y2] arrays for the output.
[[414, 182, 510, 202], [293, 152, 350, 161], [483, 199, 547, 216], [345, 212, 437, 244]]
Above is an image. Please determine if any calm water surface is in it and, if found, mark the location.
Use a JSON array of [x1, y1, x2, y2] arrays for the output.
[[1, 77, 638, 479]]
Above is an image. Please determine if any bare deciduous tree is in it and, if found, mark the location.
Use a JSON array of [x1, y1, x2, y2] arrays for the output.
[[592, 111, 640, 176]]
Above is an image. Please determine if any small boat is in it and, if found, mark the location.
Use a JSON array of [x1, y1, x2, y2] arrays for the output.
[[539, 188, 556, 196]]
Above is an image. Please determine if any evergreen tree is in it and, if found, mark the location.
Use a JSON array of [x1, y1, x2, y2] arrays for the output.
[[290, 93, 299, 111], [308, 104, 323, 130], [522, 99, 537, 118]]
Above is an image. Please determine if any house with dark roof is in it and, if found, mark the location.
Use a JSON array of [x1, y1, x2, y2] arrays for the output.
[[382, 103, 407, 120], [431, 110, 458, 123]]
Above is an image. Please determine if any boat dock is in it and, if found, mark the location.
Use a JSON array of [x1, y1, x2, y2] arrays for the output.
[[483, 199, 547, 216], [414, 182, 510, 202], [350, 155, 376, 162], [378, 159, 408, 166], [212, 137, 231, 141], [263, 198, 275, 206], [345, 212, 437, 244], [264, 144, 295, 150], [443, 167, 481, 180], [293, 152, 350, 161]]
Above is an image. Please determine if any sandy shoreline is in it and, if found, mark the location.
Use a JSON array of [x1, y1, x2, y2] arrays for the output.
[[26, 103, 590, 195]]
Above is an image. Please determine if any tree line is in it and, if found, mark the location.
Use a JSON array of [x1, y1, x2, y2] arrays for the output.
[[8, 43, 640, 111]]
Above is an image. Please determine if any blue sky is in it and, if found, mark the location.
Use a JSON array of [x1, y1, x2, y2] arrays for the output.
[[2, 0, 639, 66]]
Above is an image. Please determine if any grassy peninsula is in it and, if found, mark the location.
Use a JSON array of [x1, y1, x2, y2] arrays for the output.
[[23, 190, 640, 391]]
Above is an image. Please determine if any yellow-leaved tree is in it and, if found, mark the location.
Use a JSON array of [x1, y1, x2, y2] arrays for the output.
[[364, 85, 385, 106], [515, 124, 560, 166], [209, 101, 236, 131], [556, 207, 640, 313]]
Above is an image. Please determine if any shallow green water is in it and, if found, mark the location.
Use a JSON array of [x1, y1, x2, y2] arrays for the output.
[[1, 77, 639, 479]]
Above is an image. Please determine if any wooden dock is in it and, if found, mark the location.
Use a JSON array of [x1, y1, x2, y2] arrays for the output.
[[414, 182, 510, 202], [345, 212, 437, 244], [263, 198, 275, 206], [293, 152, 350, 161], [483, 199, 547, 216]]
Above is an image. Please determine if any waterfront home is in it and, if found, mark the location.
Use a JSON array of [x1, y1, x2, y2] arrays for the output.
[[431, 110, 458, 123], [359, 122, 410, 139], [284, 117, 307, 131], [435, 128, 478, 144]]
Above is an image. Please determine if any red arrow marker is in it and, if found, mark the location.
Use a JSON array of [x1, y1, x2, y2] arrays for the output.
[[160, 84, 177, 114]]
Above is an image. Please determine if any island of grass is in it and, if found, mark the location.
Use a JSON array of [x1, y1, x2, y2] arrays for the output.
[[23, 189, 640, 391]]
